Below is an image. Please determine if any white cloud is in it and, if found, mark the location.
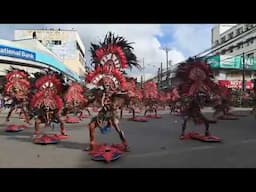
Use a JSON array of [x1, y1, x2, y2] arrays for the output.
[[171, 24, 213, 57], [0, 24, 213, 81], [45, 24, 186, 80]]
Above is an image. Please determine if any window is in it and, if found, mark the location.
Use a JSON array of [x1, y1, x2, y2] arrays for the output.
[[221, 49, 226, 54], [236, 27, 243, 35], [76, 41, 85, 57], [215, 40, 219, 45], [228, 32, 234, 40], [32, 31, 37, 39], [247, 53, 254, 58], [237, 42, 243, 49], [245, 24, 254, 30], [51, 40, 62, 45], [221, 36, 226, 43], [79, 53, 85, 65]]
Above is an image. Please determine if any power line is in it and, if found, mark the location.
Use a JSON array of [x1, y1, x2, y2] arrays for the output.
[[195, 25, 256, 58]]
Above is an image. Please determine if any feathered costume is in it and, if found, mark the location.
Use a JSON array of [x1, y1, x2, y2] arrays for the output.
[[30, 70, 67, 141], [4, 67, 31, 123], [63, 83, 89, 122], [212, 85, 238, 120], [143, 81, 160, 118], [86, 32, 140, 155], [173, 58, 221, 141]]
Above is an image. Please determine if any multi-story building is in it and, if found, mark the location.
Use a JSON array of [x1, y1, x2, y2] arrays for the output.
[[208, 24, 256, 89], [14, 29, 87, 80], [0, 38, 81, 84]]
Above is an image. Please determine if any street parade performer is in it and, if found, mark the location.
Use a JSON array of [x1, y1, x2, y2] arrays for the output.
[[63, 82, 89, 123], [85, 32, 140, 161], [4, 67, 31, 131], [30, 70, 68, 144], [173, 58, 221, 142], [143, 81, 160, 118]]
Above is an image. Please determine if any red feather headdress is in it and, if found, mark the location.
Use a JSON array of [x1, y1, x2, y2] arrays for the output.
[[31, 91, 64, 112], [175, 60, 216, 96], [4, 69, 31, 97], [86, 65, 127, 90], [6, 70, 29, 82], [143, 81, 158, 99], [64, 83, 87, 104], [90, 32, 140, 70], [35, 74, 62, 93]]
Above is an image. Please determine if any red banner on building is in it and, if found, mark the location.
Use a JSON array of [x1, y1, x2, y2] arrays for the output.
[[218, 80, 254, 89]]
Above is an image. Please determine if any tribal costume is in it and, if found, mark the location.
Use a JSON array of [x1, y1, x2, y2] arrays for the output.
[[173, 58, 220, 140], [30, 70, 67, 138], [4, 68, 31, 124], [86, 32, 140, 152]]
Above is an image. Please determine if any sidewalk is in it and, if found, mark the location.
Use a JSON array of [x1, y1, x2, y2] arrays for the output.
[[201, 107, 252, 113]]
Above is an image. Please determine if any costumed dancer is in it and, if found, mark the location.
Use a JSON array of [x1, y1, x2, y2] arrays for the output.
[[4, 67, 31, 125], [212, 86, 238, 120], [173, 58, 221, 142], [63, 82, 89, 123], [143, 81, 160, 118], [30, 70, 68, 144], [86, 32, 140, 155]]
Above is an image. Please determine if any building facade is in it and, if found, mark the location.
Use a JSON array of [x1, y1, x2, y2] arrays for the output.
[[0, 38, 81, 83], [209, 24, 256, 89], [14, 29, 87, 79]]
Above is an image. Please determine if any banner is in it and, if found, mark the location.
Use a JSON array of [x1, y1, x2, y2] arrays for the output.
[[206, 55, 256, 70], [218, 80, 254, 89], [0, 45, 35, 61]]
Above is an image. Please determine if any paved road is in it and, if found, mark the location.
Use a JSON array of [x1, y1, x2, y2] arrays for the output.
[[0, 108, 256, 168]]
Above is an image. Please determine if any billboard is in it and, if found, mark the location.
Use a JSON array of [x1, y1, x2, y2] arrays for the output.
[[206, 55, 256, 70]]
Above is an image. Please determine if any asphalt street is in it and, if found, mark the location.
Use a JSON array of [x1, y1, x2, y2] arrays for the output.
[[0, 108, 255, 168]]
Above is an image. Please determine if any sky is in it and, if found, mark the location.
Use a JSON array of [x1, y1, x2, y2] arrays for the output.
[[0, 24, 213, 80]]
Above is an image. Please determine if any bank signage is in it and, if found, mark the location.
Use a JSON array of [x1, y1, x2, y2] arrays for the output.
[[0, 45, 36, 61]]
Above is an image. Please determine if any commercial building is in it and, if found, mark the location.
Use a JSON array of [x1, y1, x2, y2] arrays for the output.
[[14, 29, 87, 80], [208, 24, 256, 89], [0, 38, 80, 82]]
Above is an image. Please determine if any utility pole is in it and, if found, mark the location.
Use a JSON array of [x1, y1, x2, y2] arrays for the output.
[[141, 75, 143, 89], [242, 52, 246, 92], [160, 62, 163, 89], [143, 57, 145, 82], [161, 47, 171, 71], [157, 67, 160, 88]]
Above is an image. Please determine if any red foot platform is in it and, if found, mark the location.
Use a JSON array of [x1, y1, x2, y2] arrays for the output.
[[5, 124, 28, 132], [89, 144, 125, 162], [128, 117, 149, 122], [180, 132, 221, 142], [145, 114, 162, 119], [55, 134, 69, 140], [33, 134, 59, 144], [65, 116, 80, 123]]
